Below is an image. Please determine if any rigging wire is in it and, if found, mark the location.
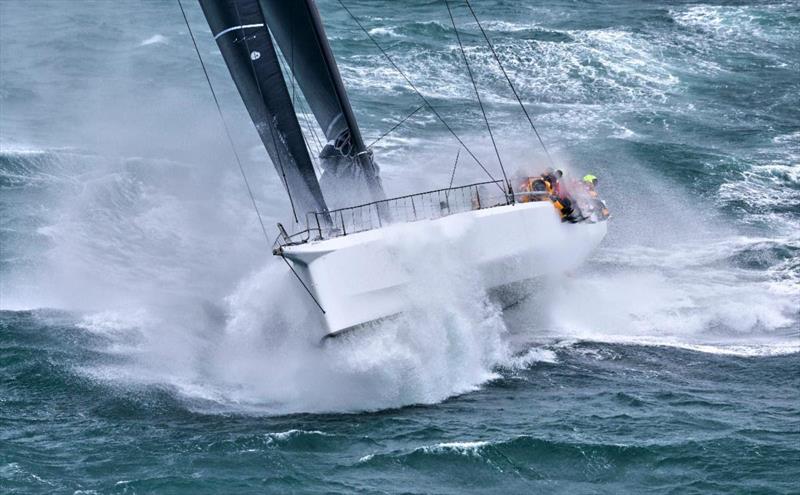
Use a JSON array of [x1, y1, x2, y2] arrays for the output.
[[302, 104, 326, 168], [277, 44, 325, 174], [294, 101, 318, 170], [303, 100, 326, 156], [297, 98, 324, 172], [463, 0, 556, 168], [279, 252, 326, 314], [367, 104, 425, 148], [286, 2, 322, 174], [444, 148, 461, 202], [444, 0, 509, 190], [230, 0, 300, 224], [176, 0, 270, 244], [448, 148, 461, 190], [281, 4, 327, 178], [296, 98, 323, 175], [337, 0, 504, 192], [286, 59, 326, 162]]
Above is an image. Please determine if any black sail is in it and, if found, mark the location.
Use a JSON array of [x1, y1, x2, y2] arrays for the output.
[[198, 0, 328, 218], [258, 0, 385, 205]]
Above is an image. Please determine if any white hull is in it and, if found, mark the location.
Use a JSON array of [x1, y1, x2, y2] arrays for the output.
[[280, 201, 607, 337]]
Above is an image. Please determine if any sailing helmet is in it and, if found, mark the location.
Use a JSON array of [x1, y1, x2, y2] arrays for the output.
[[583, 174, 598, 186]]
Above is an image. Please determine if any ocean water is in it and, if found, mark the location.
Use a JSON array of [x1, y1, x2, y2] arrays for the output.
[[1, 0, 799, 493]]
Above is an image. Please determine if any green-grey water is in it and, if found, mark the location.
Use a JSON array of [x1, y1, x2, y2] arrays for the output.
[[1, 1, 799, 493]]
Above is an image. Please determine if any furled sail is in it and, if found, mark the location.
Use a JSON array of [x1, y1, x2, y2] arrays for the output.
[[198, 0, 328, 218], [258, 0, 385, 206]]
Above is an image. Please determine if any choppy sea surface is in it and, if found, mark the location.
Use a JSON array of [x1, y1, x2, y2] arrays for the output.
[[1, 0, 798, 493]]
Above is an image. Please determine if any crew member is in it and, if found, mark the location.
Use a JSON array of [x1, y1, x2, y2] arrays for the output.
[[552, 195, 581, 223], [583, 174, 598, 197], [543, 169, 563, 196], [581, 173, 609, 220], [547, 169, 584, 221]]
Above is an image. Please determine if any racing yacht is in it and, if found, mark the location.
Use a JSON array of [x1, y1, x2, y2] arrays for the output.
[[188, 0, 607, 337]]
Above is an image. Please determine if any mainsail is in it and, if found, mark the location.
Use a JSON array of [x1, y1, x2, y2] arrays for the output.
[[257, 0, 385, 206], [198, 0, 327, 218], [199, 0, 384, 216]]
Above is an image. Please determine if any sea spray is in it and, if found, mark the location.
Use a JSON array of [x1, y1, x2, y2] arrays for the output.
[[201, 218, 510, 413], [75, 214, 513, 414]]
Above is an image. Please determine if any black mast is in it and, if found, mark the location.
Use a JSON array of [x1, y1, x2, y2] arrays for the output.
[[198, 0, 329, 218]]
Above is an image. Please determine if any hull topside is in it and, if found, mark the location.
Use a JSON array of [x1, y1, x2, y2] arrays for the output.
[[281, 201, 607, 337]]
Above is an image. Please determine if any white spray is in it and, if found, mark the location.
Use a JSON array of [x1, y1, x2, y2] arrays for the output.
[[80, 216, 511, 415]]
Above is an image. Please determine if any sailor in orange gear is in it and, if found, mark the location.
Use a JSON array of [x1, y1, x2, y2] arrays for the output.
[[551, 195, 580, 223], [542, 169, 563, 196], [544, 169, 583, 221]]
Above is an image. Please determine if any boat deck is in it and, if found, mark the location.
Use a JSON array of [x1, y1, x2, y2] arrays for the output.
[[274, 180, 549, 251]]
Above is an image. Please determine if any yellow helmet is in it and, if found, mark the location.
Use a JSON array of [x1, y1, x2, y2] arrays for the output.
[[583, 174, 598, 184]]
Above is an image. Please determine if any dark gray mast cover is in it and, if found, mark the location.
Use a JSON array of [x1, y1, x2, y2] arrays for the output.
[[258, 0, 385, 206], [198, 0, 327, 217]]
